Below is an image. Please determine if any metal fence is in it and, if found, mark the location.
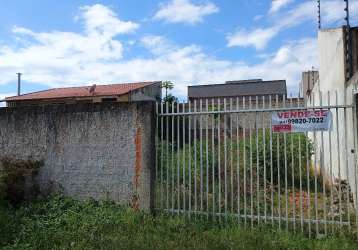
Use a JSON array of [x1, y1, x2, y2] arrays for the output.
[[155, 91, 358, 238]]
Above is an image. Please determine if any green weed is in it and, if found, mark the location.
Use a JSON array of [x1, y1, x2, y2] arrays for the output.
[[0, 196, 357, 250]]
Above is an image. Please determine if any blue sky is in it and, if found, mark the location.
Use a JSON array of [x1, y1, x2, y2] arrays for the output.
[[0, 0, 357, 100]]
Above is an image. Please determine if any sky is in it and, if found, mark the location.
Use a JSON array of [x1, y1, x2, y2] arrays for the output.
[[0, 0, 358, 101]]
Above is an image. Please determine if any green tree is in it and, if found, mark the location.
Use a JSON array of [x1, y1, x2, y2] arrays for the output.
[[161, 81, 174, 100], [163, 94, 178, 103]]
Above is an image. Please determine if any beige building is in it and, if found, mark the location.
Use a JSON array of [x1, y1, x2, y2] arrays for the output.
[[307, 26, 358, 203]]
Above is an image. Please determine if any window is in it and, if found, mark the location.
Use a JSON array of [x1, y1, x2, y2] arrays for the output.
[[101, 98, 117, 102]]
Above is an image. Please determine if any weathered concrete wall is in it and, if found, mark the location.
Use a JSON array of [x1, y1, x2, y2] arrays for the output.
[[311, 27, 358, 206], [317, 28, 346, 92], [0, 102, 155, 210]]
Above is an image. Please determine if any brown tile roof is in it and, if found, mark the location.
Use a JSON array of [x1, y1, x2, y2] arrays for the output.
[[6, 82, 159, 101]]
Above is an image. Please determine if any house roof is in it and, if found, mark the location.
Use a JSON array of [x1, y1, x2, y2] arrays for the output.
[[6, 82, 160, 101], [188, 79, 287, 98]]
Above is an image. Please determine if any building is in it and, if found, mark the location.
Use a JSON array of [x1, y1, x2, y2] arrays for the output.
[[307, 26, 358, 205], [187, 79, 287, 102], [184, 79, 303, 140], [300, 70, 319, 100], [5, 81, 162, 107]]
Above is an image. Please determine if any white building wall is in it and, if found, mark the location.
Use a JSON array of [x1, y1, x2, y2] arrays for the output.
[[310, 27, 358, 205]]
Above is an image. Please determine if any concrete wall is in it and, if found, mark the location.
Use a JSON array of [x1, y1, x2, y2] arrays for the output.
[[317, 28, 347, 92], [0, 102, 155, 210], [311, 27, 358, 205]]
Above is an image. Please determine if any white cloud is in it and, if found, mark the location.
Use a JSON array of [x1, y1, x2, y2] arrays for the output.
[[278, 0, 358, 31], [154, 0, 219, 24], [141, 35, 175, 55], [0, 4, 317, 99], [79, 4, 139, 37], [321, 0, 358, 25], [227, 2, 309, 49], [269, 0, 293, 14], [227, 27, 279, 50], [227, 0, 358, 50], [253, 15, 264, 21], [0, 4, 139, 86]]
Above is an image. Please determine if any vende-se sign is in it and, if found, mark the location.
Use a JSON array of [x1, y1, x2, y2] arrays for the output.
[[272, 110, 332, 133]]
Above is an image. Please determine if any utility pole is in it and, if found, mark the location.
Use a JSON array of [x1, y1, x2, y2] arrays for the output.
[[17, 73, 22, 96]]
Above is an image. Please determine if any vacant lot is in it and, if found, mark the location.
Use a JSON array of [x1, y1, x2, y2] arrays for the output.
[[0, 196, 357, 250]]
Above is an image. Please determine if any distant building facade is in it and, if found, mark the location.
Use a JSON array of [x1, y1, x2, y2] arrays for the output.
[[300, 70, 319, 100], [188, 79, 287, 102], [185, 79, 302, 137]]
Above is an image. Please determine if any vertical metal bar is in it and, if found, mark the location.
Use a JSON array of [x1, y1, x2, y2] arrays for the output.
[[290, 95, 296, 232], [166, 102, 169, 210], [187, 101, 191, 217], [194, 100, 197, 216], [312, 93, 319, 236], [236, 97, 240, 224], [230, 98, 234, 215], [283, 95, 288, 231], [317, 0, 321, 29], [177, 102, 180, 214], [262, 96, 267, 223], [269, 95, 274, 225], [211, 99, 215, 219], [343, 88, 351, 230], [319, 91, 327, 235], [206, 99, 209, 218], [304, 95, 311, 238], [249, 96, 253, 228], [297, 95, 303, 233], [218, 99, 222, 220], [182, 102, 186, 213], [155, 102, 159, 208], [305, 128, 311, 237], [224, 98, 228, 219], [351, 88, 358, 239], [243, 97, 247, 226], [276, 94, 281, 230], [200, 100, 203, 213], [328, 91, 334, 234], [335, 91, 342, 230], [161, 102, 164, 209], [171, 102, 175, 214], [255, 96, 260, 225]]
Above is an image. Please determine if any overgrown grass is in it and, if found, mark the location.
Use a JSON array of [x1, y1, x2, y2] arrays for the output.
[[0, 196, 357, 250], [156, 132, 329, 220], [158, 131, 317, 190]]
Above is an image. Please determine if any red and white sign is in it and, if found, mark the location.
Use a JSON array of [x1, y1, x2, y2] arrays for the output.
[[272, 110, 332, 133]]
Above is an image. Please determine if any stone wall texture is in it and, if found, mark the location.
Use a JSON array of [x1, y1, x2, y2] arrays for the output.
[[0, 102, 155, 210]]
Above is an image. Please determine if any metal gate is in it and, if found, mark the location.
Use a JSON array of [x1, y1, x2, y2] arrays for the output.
[[155, 91, 358, 238]]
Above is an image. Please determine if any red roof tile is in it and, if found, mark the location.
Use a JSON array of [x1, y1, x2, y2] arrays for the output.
[[6, 82, 158, 101]]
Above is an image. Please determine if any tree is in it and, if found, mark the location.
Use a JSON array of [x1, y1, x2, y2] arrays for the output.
[[161, 81, 174, 100], [163, 94, 178, 103]]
